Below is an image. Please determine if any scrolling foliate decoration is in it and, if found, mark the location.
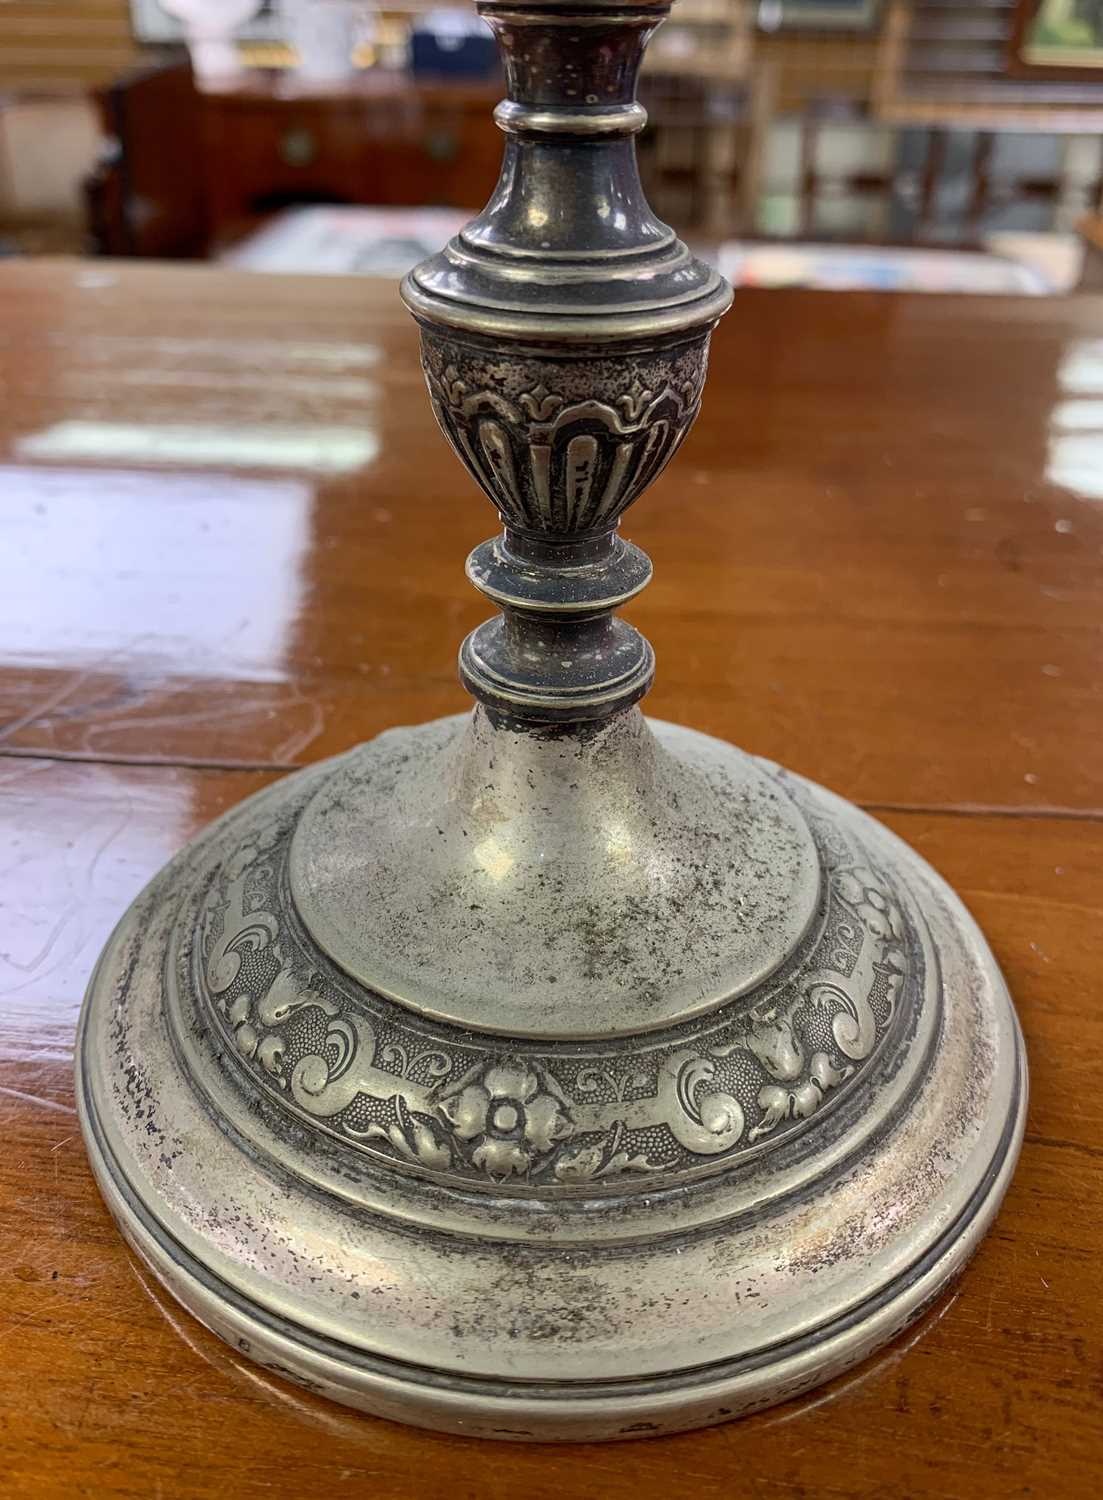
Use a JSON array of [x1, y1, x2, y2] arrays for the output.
[[191, 782, 915, 1190]]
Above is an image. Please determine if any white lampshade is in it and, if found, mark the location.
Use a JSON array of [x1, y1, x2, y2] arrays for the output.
[[156, 0, 262, 84]]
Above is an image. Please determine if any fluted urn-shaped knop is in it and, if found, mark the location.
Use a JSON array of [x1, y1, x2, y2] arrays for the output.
[[421, 329, 711, 538]]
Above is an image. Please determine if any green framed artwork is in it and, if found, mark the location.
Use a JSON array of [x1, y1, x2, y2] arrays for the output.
[[1010, 0, 1103, 79]]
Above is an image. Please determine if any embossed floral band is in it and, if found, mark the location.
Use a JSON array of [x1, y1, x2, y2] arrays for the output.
[[77, 0, 1026, 1442]]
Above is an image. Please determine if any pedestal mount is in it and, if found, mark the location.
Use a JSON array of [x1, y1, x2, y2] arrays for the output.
[[77, 0, 1025, 1443]]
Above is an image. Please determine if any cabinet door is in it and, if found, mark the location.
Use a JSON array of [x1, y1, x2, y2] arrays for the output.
[[203, 90, 504, 237], [202, 98, 380, 235]]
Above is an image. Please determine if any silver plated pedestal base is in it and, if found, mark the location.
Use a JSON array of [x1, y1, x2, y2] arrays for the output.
[[77, 710, 1025, 1442]]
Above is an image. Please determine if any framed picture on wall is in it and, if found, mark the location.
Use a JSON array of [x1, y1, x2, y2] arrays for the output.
[[129, 0, 283, 44], [1010, 0, 1103, 79], [756, 0, 880, 31]]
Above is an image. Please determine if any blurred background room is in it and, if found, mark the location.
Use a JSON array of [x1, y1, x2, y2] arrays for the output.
[[5, 0, 1103, 293]]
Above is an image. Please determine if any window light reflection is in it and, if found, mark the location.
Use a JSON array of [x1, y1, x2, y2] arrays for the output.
[[16, 420, 379, 475], [0, 464, 312, 678], [1046, 346, 1103, 500]]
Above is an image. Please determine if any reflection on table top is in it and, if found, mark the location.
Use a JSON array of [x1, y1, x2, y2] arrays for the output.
[[0, 258, 1099, 1499]]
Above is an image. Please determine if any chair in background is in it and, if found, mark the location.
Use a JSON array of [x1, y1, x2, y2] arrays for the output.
[[638, 0, 773, 235], [0, 91, 101, 255], [870, 0, 1103, 239], [85, 57, 208, 259]]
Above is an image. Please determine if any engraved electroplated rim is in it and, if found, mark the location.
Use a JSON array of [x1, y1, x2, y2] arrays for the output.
[[74, 729, 1028, 1434], [157, 767, 939, 1216], [69, 741, 948, 1240]]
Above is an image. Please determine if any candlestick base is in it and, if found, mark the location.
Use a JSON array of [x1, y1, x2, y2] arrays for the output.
[[76, 709, 1025, 1441]]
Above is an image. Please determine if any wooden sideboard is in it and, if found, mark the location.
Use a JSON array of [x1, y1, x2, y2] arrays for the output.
[[201, 73, 504, 237], [89, 62, 504, 256]]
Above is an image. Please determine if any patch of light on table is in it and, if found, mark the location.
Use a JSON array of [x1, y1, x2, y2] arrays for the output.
[[0, 465, 314, 680], [1055, 341, 1103, 395], [15, 420, 379, 475], [1047, 345, 1103, 499]]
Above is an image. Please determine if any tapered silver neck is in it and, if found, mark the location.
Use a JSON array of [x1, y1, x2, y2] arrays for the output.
[[402, 0, 730, 725]]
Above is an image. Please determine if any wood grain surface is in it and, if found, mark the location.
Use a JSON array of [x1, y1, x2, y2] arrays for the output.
[[0, 260, 1099, 1499]]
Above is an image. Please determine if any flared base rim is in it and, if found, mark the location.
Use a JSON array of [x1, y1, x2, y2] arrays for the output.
[[75, 716, 1028, 1442], [78, 1020, 1025, 1441]]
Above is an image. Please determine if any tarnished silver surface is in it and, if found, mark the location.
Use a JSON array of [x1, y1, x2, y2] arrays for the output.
[[77, 0, 1025, 1443], [77, 731, 1025, 1438], [289, 709, 822, 1037]]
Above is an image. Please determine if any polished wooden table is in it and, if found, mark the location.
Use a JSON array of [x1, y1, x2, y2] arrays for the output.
[[1, 260, 1099, 1498]]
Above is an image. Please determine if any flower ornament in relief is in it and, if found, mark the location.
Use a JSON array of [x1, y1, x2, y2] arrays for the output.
[[195, 804, 915, 1188], [837, 867, 906, 958], [439, 1057, 573, 1181]]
